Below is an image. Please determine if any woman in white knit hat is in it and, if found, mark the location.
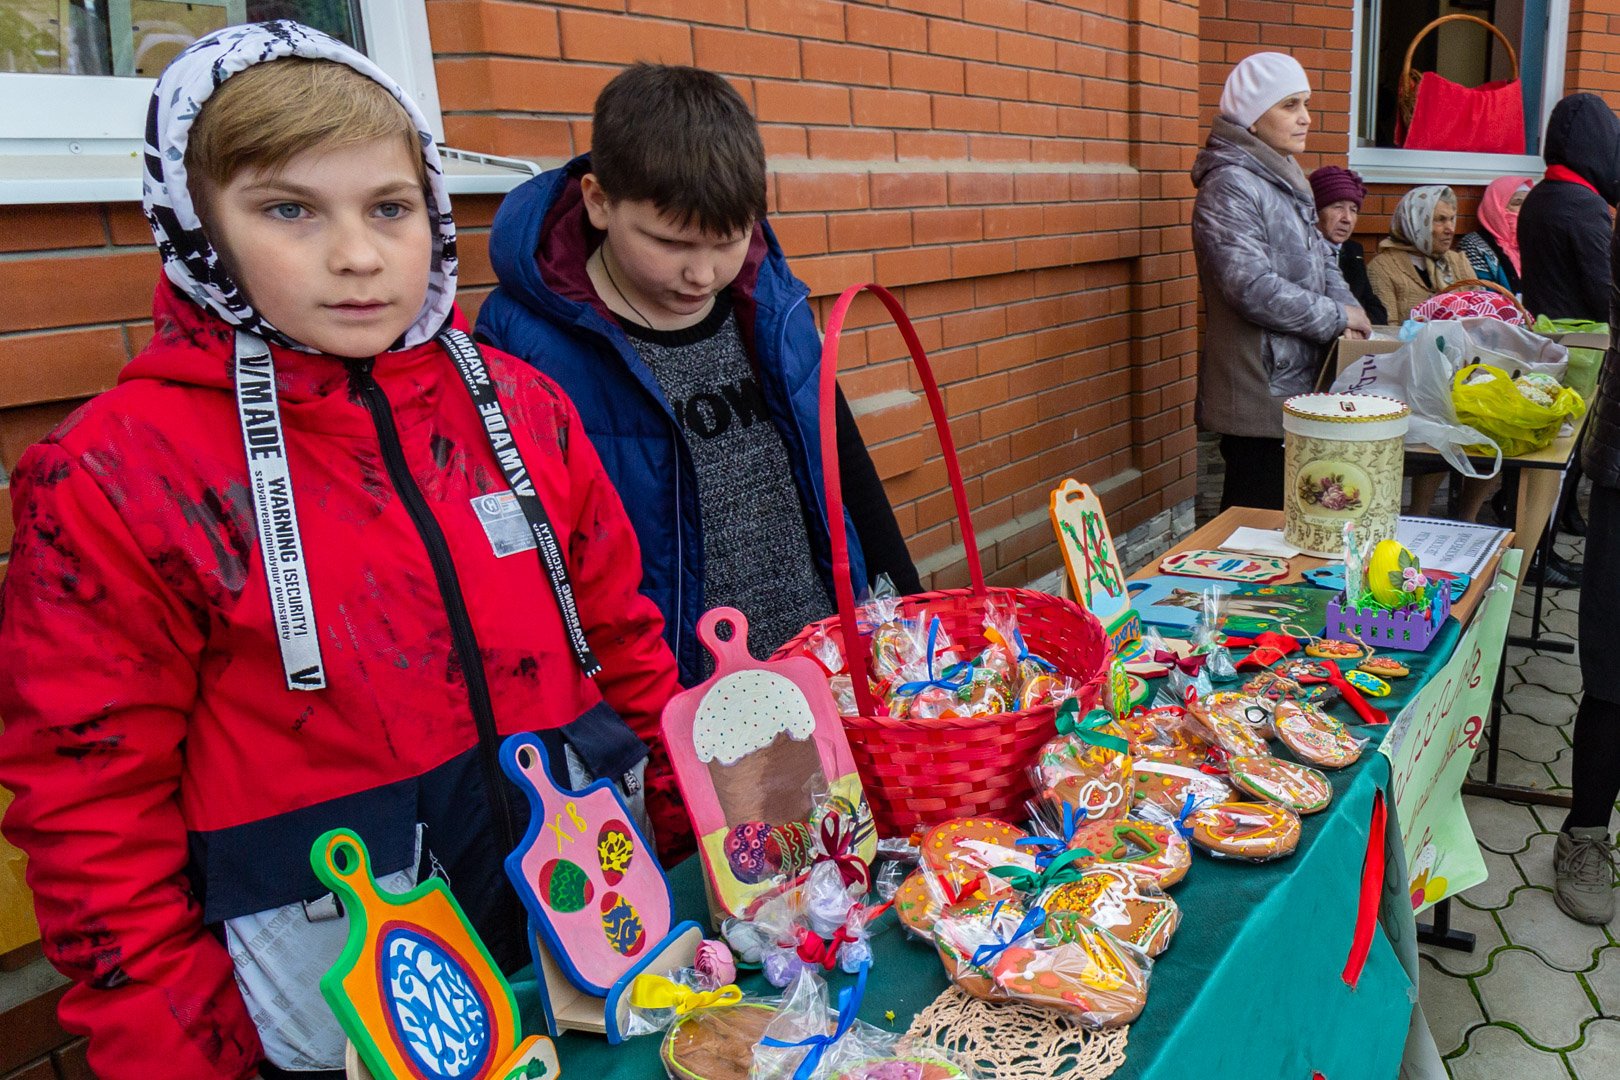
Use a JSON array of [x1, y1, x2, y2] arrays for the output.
[[1193, 52, 1372, 510]]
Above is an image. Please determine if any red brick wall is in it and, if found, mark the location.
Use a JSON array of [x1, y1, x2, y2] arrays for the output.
[[1568, 0, 1620, 105], [429, 0, 1205, 588]]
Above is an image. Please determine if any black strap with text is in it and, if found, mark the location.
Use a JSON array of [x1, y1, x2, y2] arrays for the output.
[[438, 328, 601, 678]]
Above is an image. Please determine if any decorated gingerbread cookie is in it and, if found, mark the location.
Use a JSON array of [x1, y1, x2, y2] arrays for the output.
[[1226, 755, 1332, 814], [1119, 706, 1199, 752], [662, 1002, 781, 1080], [1185, 802, 1301, 861], [1344, 669, 1391, 697], [922, 818, 1032, 877], [1132, 745, 1235, 816], [1274, 700, 1363, 769], [894, 868, 1000, 939], [1184, 694, 1269, 758], [1040, 865, 1181, 957], [993, 926, 1150, 1027], [1069, 818, 1192, 887], [1357, 656, 1410, 678], [1305, 639, 1365, 660], [1036, 730, 1134, 822], [1279, 659, 1333, 683]]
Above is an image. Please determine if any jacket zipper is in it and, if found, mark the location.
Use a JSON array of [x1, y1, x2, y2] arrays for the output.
[[350, 358, 517, 857]]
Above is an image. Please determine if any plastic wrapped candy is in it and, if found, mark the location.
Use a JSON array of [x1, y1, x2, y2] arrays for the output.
[[1274, 699, 1366, 769], [734, 862, 882, 988], [932, 898, 1152, 1028], [623, 968, 779, 1080], [862, 576, 922, 680], [981, 600, 1057, 690], [1033, 700, 1134, 822], [752, 964, 973, 1080], [1191, 589, 1237, 679]]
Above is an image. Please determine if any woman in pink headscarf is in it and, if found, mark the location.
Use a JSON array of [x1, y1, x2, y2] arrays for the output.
[[1458, 175, 1533, 293]]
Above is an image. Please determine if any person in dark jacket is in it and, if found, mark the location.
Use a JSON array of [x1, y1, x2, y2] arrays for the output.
[[477, 65, 919, 687], [1521, 94, 1620, 321], [1309, 165, 1388, 325], [1556, 210, 1620, 925], [1192, 53, 1370, 511]]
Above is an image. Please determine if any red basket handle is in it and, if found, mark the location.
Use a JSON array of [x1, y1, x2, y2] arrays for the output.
[[820, 283, 986, 716]]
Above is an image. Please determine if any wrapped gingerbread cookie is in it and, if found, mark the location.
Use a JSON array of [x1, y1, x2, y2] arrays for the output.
[[1131, 743, 1233, 816], [1066, 816, 1192, 888], [1039, 863, 1182, 957], [1274, 699, 1366, 769], [932, 898, 1152, 1028], [624, 968, 780, 1080], [1033, 700, 1134, 822], [1180, 799, 1301, 862], [752, 965, 973, 1080], [1183, 691, 1271, 758], [1226, 754, 1333, 814]]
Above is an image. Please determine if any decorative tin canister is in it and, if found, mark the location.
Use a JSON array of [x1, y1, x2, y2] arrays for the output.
[[1282, 393, 1410, 558]]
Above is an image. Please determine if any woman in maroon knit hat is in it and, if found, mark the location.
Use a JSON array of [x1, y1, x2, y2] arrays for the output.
[[1309, 166, 1388, 325]]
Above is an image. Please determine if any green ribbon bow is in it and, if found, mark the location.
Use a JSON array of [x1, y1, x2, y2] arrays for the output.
[[990, 845, 1096, 894], [1054, 700, 1130, 755]]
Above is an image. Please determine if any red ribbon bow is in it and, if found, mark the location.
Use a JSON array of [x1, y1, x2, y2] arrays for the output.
[[796, 925, 857, 969], [815, 814, 872, 892]]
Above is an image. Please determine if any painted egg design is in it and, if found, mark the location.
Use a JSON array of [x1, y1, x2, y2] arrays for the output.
[[537, 858, 593, 913], [597, 819, 635, 886], [600, 891, 647, 957], [380, 927, 492, 1078], [724, 821, 782, 884]]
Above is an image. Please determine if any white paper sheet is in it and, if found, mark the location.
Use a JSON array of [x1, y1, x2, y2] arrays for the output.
[[1395, 517, 1510, 578], [1219, 527, 1303, 558]]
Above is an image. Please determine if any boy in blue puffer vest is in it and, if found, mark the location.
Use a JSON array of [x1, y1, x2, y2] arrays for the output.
[[478, 64, 920, 696]]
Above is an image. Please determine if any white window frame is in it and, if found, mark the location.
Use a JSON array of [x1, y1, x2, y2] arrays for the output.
[[1348, 1, 1569, 186], [0, 0, 533, 203]]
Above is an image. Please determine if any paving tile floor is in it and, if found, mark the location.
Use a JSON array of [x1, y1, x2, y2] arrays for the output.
[[1419, 527, 1620, 1079]]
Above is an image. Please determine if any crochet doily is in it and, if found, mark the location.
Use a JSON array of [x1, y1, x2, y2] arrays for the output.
[[902, 987, 1129, 1079]]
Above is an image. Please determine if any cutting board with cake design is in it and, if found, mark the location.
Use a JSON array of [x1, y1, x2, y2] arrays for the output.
[[660, 607, 876, 925]]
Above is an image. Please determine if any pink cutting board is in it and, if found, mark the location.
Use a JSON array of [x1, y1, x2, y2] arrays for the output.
[[659, 608, 875, 924], [500, 734, 675, 996]]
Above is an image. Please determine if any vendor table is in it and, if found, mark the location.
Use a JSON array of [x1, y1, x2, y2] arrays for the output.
[[531, 508, 1514, 1080]]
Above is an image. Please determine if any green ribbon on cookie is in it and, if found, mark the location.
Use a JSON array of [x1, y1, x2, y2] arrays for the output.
[[990, 845, 1095, 894], [1055, 699, 1130, 755]]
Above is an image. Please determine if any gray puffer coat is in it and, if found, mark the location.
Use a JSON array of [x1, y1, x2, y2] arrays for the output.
[[1192, 118, 1354, 438]]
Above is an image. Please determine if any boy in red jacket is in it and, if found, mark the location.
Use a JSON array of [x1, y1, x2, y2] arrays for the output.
[[0, 22, 679, 1079]]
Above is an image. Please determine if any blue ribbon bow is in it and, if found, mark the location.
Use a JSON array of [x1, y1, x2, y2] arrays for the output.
[[1015, 804, 1087, 868], [1173, 791, 1218, 838], [895, 618, 972, 696], [970, 902, 1048, 968], [759, 959, 869, 1080], [1012, 626, 1057, 672]]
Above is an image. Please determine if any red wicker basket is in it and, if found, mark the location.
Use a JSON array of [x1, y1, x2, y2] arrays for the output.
[[773, 284, 1113, 837]]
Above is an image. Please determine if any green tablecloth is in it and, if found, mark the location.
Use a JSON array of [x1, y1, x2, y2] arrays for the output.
[[525, 624, 1467, 1078]]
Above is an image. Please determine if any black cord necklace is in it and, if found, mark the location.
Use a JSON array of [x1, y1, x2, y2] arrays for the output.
[[599, 242, 654, 329]]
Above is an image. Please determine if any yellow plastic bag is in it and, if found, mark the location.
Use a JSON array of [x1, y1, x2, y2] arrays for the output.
[[0, 785, 42, 957], [1451, 363, 1585, 457]]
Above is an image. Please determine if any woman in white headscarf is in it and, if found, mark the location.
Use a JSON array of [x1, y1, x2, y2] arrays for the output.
[[1366, 185, 1475, 324]]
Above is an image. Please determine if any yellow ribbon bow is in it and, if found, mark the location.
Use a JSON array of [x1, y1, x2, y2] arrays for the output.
[[628, 973, 744, 1016]]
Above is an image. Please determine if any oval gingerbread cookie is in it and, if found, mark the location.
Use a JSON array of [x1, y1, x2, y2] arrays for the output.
[[1227, 755, 1332, 814], [990, 930, 1149, 1027], [1185, 693, 1270, 758], [922, 817, 1032, 877], [1132, 745, 1234, 816], [1185, 802, 1301, 861], [1069, 817, 1191, 887], [1274, 700, 1363, 769], [894, 867, 1000, 940]]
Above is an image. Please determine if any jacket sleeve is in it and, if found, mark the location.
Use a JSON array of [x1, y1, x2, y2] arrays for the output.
[[0, 444, 261, 1080], [1319, 236, 1358, 309], [1193, 173, 1349, 343], [1366, 254, 1404, 326], [554, 396, 690, 859]]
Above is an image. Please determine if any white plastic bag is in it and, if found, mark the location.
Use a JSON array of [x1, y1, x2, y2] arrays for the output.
[[1331, 318, 1570, 477]]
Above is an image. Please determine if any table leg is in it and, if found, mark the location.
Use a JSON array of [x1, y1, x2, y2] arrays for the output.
[[1507, 467, 1575, 655], [1416, 897, 1476, 952]]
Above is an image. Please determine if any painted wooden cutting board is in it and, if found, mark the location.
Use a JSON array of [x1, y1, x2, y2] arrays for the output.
[[660, 607, 876, 924], [500, 733, 675, 996], [311, 828, 548, 1080]]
